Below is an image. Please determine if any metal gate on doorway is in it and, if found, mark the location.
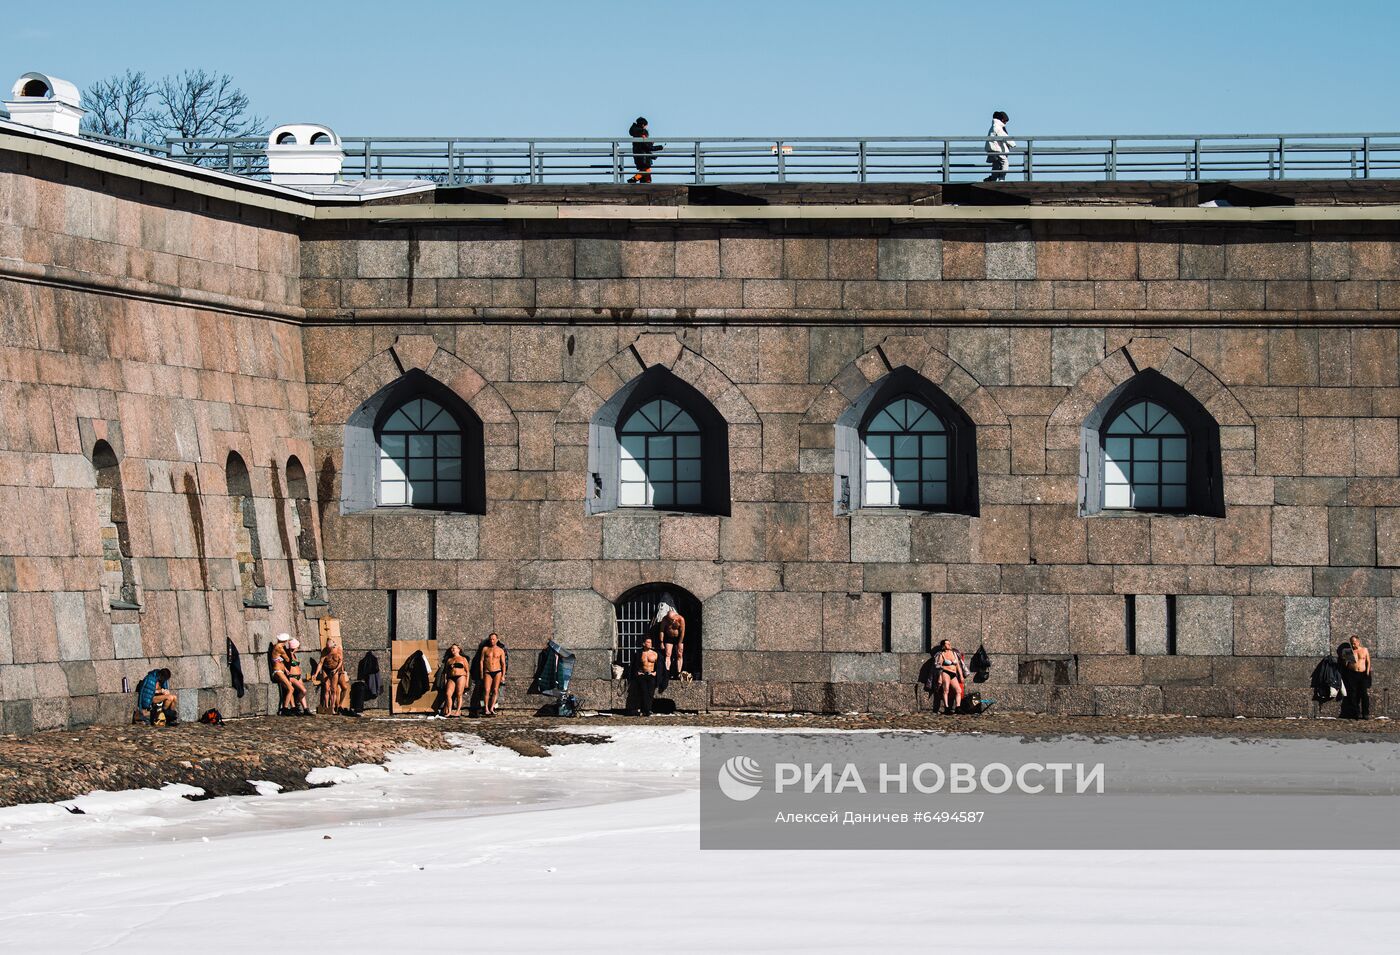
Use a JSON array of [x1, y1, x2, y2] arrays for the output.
[[613, 584, 702, 679]]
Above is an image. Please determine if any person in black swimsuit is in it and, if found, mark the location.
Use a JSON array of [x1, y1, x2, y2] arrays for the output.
[[478, 633, 507, 716], [442, 643, 469, 717]]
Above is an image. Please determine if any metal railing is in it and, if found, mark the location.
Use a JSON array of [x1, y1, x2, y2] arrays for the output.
[[85, 131, 1400, 184]]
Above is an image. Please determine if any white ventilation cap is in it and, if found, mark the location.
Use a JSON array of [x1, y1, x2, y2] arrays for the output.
[[5, 72, 84, 135], [266, 123, 344, 185]]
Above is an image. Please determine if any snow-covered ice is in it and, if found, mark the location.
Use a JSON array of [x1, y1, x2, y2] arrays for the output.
[[0, 726, 1397, 953]]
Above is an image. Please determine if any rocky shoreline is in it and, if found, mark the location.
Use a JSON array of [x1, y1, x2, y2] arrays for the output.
[[1, 711, 1395, 808]]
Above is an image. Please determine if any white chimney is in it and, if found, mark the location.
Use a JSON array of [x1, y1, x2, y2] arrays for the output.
[[5, 72, 84, 135], [266, 123, 344, 185]]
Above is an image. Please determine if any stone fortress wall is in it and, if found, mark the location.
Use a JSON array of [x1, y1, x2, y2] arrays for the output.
[[3, 132, 1400, 732]]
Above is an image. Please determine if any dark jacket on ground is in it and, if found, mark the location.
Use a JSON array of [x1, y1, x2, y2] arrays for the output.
[[226, 637, 245, 698]]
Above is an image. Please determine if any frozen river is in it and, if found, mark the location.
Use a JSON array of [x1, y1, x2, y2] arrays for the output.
[[1, 726, 1397, 953]]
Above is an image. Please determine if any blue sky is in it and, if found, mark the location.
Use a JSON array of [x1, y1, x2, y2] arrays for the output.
[[5, 0, 1398, 138]]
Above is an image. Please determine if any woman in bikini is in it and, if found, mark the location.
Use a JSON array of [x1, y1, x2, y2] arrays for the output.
[[933, 638, 964, 715], [271, 635, 308, 716], [442, 643, 470, 717]]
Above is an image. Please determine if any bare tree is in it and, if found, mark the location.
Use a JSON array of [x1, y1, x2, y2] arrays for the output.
[[153, 69, 265, 145], [80, 69, 156, 142]]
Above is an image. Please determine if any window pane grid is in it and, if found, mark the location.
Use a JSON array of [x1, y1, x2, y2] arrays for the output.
[[862, 396, 948, 509], [1103, 400, 1187, 512], [377, 397, 464, 509], [620, 399, 702, 510]]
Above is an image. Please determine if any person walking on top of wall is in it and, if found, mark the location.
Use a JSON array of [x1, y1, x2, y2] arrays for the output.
[[984, 110, 1014, 182], [628, 117, 663, 184]]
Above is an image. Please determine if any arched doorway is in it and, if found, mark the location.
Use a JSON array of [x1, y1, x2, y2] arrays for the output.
[[614, 583, 703, 680]]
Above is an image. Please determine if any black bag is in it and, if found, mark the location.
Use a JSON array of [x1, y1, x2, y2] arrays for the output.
[[350, 680, 368, 713], [199, 708, 224, 725]]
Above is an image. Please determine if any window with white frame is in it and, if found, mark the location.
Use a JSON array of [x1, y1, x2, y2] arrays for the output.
[[618, 398, 702, 509], [862, 396, 948, 508], [1102, 399, 1188, 511], [376, 397, 464, 508]]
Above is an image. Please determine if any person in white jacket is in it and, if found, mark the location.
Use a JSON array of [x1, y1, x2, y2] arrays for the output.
[[984, 110, 1014, 182]]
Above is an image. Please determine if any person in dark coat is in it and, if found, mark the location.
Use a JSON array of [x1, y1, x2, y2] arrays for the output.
[[628, 117, 662, 184]]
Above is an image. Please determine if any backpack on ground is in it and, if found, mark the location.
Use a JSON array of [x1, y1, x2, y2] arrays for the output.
[[198, 709, 224, 725], [350, 680, 368, 713]]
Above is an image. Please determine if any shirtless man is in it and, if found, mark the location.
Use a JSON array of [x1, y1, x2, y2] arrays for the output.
[[633, 637, 659, 717], [479, 633, 507, 717], [656, 601, 686, 678], [1350, 635, 1373, 720], [312, 639, 351, 714]]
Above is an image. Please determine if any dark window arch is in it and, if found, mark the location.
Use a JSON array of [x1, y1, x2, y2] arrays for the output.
[[91, 440, 140, 610], [588, 367, 729, 516], [285, 456, 328, 605], [1080, 369, 1223, 517], [835, 366, 978, 515], [614, 583, 703, 679], [226, 451, 270, 608], [340, 370, 485, 515]]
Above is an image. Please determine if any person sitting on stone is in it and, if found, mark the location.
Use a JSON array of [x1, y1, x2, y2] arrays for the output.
[[442, 643, 470, 717], [312, 638, 352, 715], [270, 635, 309, 716], [133, 667, 178, 725]]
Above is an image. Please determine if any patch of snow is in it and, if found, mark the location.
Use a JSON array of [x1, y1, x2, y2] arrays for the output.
[[0, 728, 1396, 952]]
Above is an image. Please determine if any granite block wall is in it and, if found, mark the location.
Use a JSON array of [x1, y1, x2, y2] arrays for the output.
[[4, 142, 1400, 731], [0, 153, 316, 733]]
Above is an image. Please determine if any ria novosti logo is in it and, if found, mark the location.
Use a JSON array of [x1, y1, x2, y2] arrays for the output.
[[717, 754, 764, 801]]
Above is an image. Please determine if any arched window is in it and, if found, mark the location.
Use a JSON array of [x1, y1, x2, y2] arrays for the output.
[[614, 583, 703, 679], [619, 399, 703, 509], [340, 370, 485, 516], [1080, 370, 1223, 518], [834, 366, 977, 515], [862, 396, 948, 508], [1102, 400, 1187, 511], [588, 366, 729, 516], [376, 397, 464, 508], [92, 440, 141, 610]]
